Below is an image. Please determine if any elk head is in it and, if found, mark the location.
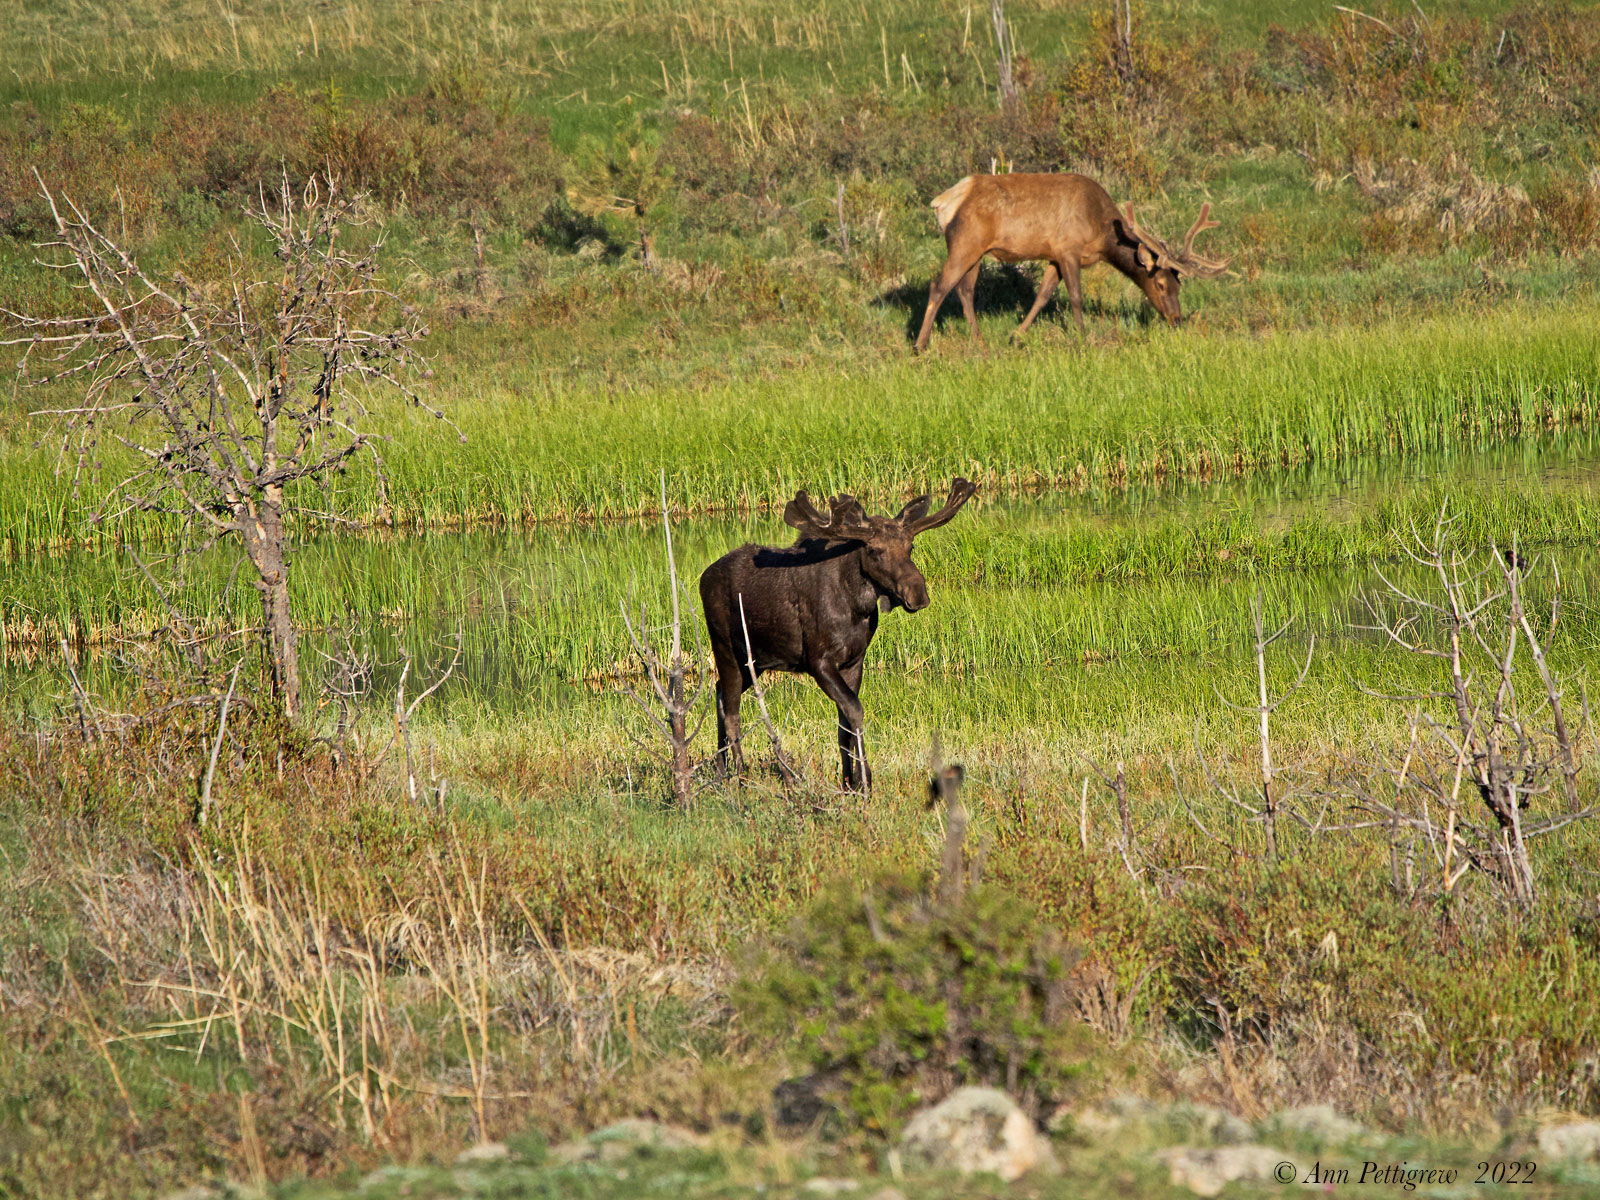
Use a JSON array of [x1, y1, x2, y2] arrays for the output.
[[784, 479, 978, 613], [1117, 202, 1231, 325]]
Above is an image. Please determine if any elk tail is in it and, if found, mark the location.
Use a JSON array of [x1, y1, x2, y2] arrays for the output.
[[930, 175, 975, 233]]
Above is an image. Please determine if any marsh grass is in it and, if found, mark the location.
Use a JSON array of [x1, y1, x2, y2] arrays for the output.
[[4, 302, 1598, 550]]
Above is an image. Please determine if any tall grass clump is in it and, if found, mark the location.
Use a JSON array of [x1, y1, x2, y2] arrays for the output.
[[4, 302, 1596, 547]]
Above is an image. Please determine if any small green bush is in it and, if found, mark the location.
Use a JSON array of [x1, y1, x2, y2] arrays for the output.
[[737, 869, 1096, 1136]]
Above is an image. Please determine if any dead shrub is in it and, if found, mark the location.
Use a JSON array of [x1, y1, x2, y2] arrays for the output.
[[1353, 154, 1538, 250]]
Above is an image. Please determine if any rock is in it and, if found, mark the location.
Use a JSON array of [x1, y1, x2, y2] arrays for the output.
[[802, 1180, 860, 1195], [1158, 1146, 1294, 1197], [551, 1118, 708, 1165], [1264, 1105, 1365, 1146], [455, 1141, 511, 1164], [898, 1086, 1059, 1182], [1537, 1120, 1600, 1161]]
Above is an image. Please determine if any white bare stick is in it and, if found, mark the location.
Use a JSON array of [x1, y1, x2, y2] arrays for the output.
[[738, 593, 796, 784], [199, 657, 245, 828]]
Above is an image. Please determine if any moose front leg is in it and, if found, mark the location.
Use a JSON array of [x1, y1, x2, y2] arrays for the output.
[[815, 661, 869, 793]]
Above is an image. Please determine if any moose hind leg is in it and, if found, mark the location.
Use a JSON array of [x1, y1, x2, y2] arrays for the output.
[[713, 653, 748, 778]]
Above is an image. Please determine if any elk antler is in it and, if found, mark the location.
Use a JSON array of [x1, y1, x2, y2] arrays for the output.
[[1175, 202, 1230, 278], [906, 478, 977, 534], [1120, 203, 1164, 271], [1121, 201, 1231, 278]]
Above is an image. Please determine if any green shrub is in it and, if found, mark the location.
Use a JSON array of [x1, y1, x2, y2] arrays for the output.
[[736, 869, 1096, 1137]]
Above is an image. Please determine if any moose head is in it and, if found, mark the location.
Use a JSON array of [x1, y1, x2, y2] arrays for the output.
[[781, 480, 978, 614]]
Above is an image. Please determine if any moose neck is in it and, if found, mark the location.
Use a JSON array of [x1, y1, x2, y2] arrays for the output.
[[841, 544, 889, 618]]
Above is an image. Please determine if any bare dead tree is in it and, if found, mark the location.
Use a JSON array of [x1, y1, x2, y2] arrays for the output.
[[1210, 593, 1315, 862], [1350, 508, 1595, 907], [392, 635, 464, 807], [1083, 758, 1133, 855], [197, 656, 246, 828], [619, 473, 711, 810], [317, 625, 376, 774], [835, 181, 851, 258], [3, 172, 452, 719], [325, 631, 462, 802], [990, 0, 1018, 108], [1083, 755, 1145, 886], [1110, 0, 1137, 86]]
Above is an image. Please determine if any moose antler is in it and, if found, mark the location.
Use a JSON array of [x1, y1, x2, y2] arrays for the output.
[[828, 493, 871, 532], [1121, 201, 1231, 278], [907, 478, 977, 534], [783, 489, 873, 540], [782, 489, 829, 535]]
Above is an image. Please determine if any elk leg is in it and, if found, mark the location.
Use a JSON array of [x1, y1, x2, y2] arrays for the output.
[[1059, 258, 1085, 334], [955, 263, 984, 345], [712, 651, 747, 778], [813, 662, 868, 793], [914, 247, 984, 353], [1012, 263, 1061, 341]]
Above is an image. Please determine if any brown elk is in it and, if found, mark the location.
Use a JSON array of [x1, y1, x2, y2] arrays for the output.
[[698, 480, 977, 792], [913, 173, 1230, 351]]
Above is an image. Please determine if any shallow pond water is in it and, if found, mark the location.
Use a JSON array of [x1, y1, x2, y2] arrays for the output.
[[4, 431, 1599, 726]]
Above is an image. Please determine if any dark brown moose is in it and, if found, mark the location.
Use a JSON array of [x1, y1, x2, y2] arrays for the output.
[[698, 479, 978, 792], [914, 173, 1230, 351]]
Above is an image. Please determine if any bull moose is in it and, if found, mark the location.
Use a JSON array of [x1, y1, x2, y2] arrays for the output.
[[698, 479, 978, 791], [914, 172, 1230, 351]]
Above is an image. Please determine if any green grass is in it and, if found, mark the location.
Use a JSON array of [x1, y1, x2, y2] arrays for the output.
[[4, 301, 1598, 551]]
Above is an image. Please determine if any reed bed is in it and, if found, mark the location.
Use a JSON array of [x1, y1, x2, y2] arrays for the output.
[[7, 473, 1598, 771], [4, 302, 1598, 553]]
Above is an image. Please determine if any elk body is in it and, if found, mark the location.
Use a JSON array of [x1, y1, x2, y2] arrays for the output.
[[914, 173, 1229, 351], [698, 480, 977, 792]]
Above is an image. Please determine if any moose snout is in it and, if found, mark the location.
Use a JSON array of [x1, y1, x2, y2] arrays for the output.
[[901, 583, 931, 612]]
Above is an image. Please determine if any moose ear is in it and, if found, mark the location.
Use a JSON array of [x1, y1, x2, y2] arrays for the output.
[[783, 489, 833, 539], [907, 478, 977, 534], [895, 494, 932, 525]]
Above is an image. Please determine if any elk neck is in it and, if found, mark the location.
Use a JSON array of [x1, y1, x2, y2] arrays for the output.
[[1104, 238, 1146, 286]]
